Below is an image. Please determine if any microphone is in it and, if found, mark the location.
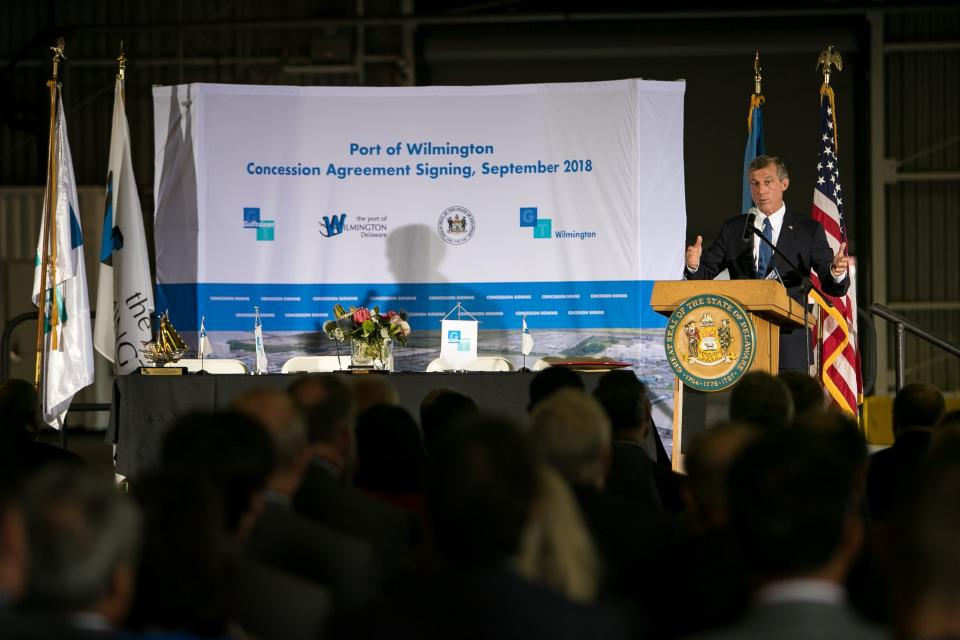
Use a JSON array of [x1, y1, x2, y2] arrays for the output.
[[742, 208, 760, 241]]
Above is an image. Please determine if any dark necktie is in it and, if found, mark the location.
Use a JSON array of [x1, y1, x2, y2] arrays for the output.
[[757, 217, 773, 277]]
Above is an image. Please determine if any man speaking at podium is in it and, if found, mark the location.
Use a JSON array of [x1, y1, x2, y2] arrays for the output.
[[684, 155, 849, 373]]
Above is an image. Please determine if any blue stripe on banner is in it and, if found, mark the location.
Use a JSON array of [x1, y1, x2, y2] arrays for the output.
[[156, 281, 668, 332]]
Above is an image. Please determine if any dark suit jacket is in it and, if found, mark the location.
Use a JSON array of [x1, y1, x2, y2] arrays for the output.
[[606, 440, 686, 514], [232, 558, 331, 640], [867, 429, 932, 522], [691, 599, 886, 640], [686, 209, 849, 371], [334, 563, 630, 640], [294, 460, 417, 578], [245, 496, 380, 609]]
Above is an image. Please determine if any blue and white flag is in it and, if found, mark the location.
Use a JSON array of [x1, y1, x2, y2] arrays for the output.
[[254, 307, 267, 373], [741, 93, 765, 214], [95, 78, 155, 374], [521, 316, 534, 356], [198, 315, 212, 358], [32, 94, 95, 428]]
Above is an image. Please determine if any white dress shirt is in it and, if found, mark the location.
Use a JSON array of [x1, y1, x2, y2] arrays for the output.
[[753, 204, 786, 272]]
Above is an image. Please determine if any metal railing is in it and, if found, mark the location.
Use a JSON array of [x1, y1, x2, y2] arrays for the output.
[[869, 303, 960, 391]]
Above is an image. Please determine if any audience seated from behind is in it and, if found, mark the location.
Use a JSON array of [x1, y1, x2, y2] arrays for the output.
[[867, 382, 945, 523], [728, 371, 794, 430], [126, 471, 239, 639], [528, 366, 584, 413], [351, 375, 400, 417], [0, 379, 82, 473], [645, 422, 758, 639], [695, 427, 884, 640], [18, 465, 142, 638], [336, 416, 629, 640], [895, 429, 960, 639], [233, 387, 380, 610], [778, 371, 826, 418], [354, 404, 426, 516], [516, 464, 602, 604], [288, 375, 419, 578], [593, 370, 684, 512], [419, 388, 478, 456], [528, 389, 677, 600], [161, 411, 332, 640]]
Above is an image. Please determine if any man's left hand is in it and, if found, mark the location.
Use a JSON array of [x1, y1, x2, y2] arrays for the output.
[[831, 242, 848, 277]]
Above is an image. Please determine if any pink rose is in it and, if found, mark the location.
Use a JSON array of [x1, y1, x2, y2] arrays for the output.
[[384, 310, 398, 321], [353, 307, 371, 324]]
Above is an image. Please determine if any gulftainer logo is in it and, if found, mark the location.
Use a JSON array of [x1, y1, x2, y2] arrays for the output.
[[243, 207, 275, 241], [519, 206, 595, 240]]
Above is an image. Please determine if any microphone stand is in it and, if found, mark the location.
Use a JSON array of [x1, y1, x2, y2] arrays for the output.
[[747, 225, 837, 374]]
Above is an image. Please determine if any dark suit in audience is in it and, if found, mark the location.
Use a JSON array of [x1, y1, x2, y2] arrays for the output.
[[867, 383, 945, 522], [246, 492, 379, 609], [233, 557, 331, 640], [694, 427, 884, 640]]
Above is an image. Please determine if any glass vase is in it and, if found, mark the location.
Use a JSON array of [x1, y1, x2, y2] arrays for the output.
[[351, 339, 393, 371]]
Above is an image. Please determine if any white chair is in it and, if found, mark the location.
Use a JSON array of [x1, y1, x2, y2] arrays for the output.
[[531, 358, 552, 371], [280, 355, 352, 373], [425, 356, 514, 372], [164, 358, 249, 374]]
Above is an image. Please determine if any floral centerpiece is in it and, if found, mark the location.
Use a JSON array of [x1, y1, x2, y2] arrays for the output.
[[323, 304, 411, 369]]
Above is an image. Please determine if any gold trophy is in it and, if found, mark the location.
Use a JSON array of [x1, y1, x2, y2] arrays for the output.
[[138, 310, 190, 375]]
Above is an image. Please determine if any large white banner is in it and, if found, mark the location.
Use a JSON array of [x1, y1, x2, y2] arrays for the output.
[[153, 80, 685, 387]]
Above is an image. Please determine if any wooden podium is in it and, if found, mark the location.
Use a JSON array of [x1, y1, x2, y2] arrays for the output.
[[650, 280, 810, 470]]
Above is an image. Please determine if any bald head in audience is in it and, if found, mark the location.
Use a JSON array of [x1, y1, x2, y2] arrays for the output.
[[233, 387, 309, 497], [729, 371, 794, 430]]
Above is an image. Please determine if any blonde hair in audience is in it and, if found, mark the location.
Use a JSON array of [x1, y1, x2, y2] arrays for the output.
[[517, 465, 602, 603]]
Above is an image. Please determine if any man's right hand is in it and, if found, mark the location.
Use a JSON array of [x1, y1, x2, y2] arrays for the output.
[[685, 235, 702, 271]]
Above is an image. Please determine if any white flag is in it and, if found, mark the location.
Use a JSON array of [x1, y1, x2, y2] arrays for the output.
[[94, 79, 154, 374], [521, 316, 534, 356], [32, 95, 95, 428], [198, 315, 213, 358], [254, 307, 267, 373]]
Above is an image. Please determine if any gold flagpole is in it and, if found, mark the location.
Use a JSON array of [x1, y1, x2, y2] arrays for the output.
[[117, 41, 126, 100], [34, 37, 66, 389]]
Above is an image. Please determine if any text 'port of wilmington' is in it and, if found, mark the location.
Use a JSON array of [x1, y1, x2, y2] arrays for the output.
[[245, 140, 593, 181]]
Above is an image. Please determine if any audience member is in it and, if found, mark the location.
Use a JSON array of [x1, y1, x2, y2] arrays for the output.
[[528, 366, 584, 412], [354, 404, 426, 511], [728, 371, 794, 429], [516, 464, 602, 604], [162, 411, 331, 640], [351, 375, 400, 416], [0, 433, 27, 608], [867, 382, 945, 522], [20, 465, 142, 636], [419, 388, 478, 455], [234, 387, 380, 610], [645, 422, 757, 639], [126, 471, 238, 638], [529, 389, 677, 598], [778, 371, 826, 417], [895, 432, 960, 639], [291, 376, 418, 577], [0, 378, 82, 473], [593, 370, 683, 512], [338, 416, 628, 640], [697, 428, 883, 639]]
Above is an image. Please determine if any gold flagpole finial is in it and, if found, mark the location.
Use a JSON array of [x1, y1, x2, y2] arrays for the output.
[[50, 37, 66, 80], [117, 41, 127, 81], [816, 45, 843, 86], [753, 50, 762, 95]]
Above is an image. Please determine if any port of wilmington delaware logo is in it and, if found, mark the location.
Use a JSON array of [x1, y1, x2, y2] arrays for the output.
[[664, 294, 756, 392]]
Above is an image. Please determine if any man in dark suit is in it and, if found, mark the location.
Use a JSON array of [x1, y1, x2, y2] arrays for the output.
[[290, 375, 418, 578], [867, 382, 945, 522], [685, 155, 850, 372], [695, 427, 883, 640]]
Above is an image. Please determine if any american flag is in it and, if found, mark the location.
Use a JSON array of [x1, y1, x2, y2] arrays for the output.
[[809, 85, 862, 415]]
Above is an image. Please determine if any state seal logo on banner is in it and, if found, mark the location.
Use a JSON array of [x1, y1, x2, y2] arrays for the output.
[[663, 294, 756, 392], [438, 206, 476, 245]]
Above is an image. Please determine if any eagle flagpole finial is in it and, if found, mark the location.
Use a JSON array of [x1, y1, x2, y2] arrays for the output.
[[816, 45, 843, 86]]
